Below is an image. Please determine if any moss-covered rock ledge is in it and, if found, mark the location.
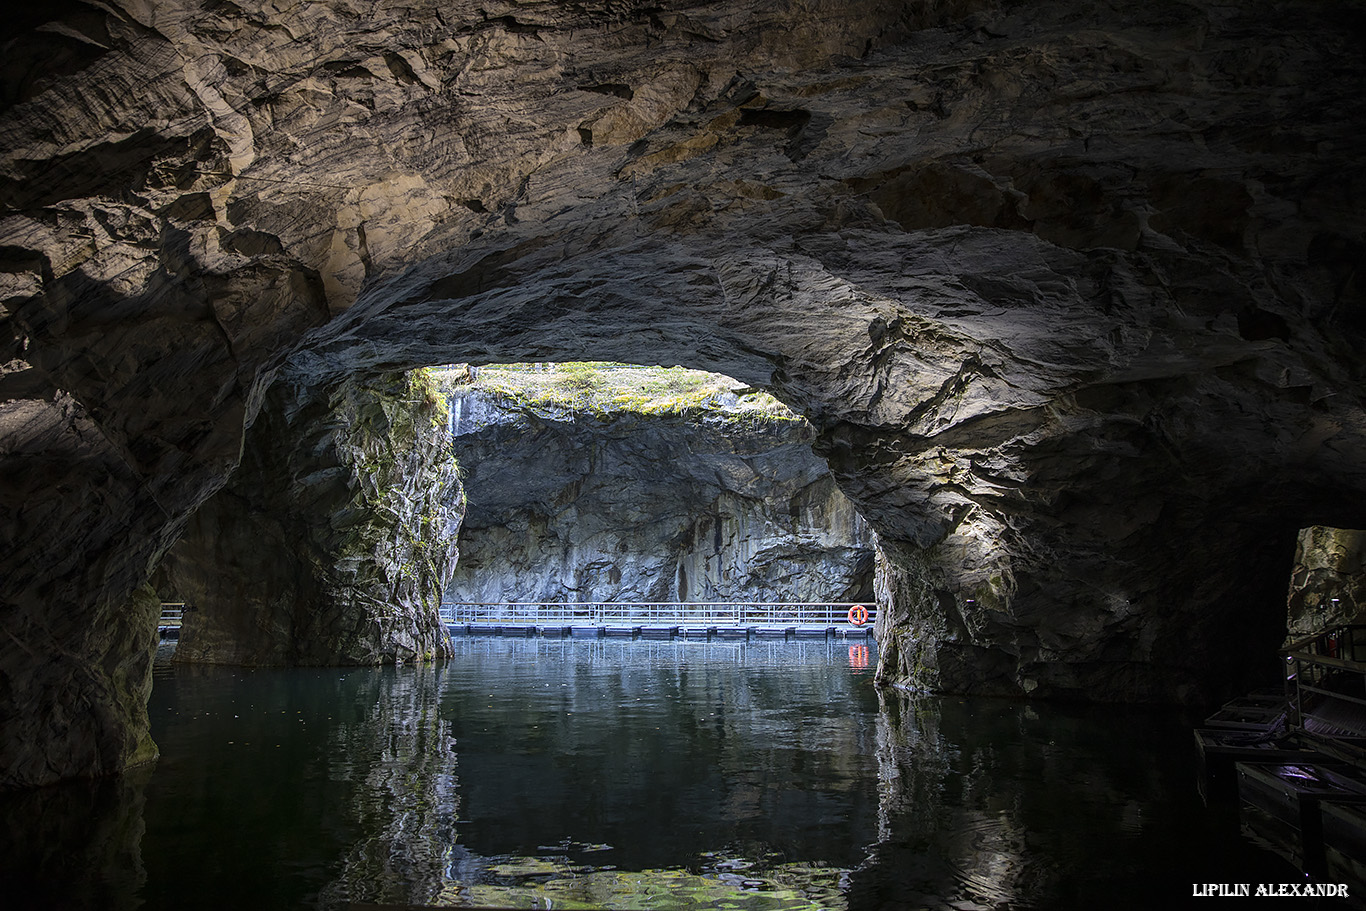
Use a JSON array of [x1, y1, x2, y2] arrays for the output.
[[158, 369, 464, 665]]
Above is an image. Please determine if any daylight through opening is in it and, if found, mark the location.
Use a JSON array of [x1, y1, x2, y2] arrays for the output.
[[432, 362, 877, 638]]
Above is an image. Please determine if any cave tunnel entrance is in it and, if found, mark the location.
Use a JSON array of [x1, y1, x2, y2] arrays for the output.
[[436, 361, 877, 614], [149, 222, 1352, 708], [260, 224, 1353, 708]]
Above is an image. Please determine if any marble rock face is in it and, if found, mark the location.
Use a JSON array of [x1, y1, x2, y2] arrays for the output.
[[158, 370, 463, 667], [1286, 526, 1366, 641], [443, 388, 874, 608], [3, 0, 1366, 785]]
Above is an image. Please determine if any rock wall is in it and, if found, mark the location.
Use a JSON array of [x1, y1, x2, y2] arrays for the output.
[[0, 578, 158, 791], [158, 370, 463, 665], [444, 389, 873, 606], [1286, 527, 1366, 640], [3, 0, 1366, 784], [282, 0, 1366, 704]]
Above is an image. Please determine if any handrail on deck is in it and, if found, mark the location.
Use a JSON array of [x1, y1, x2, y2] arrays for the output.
[[440, 600, 877, 626], [159, 602, 185, 627], [1283, 624, 1366, 659], [1280, 623, 1366, 733], [1282, 624, 1366, 667]]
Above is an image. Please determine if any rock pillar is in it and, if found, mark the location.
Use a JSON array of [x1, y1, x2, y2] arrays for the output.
[[159, 370, 463, 665]]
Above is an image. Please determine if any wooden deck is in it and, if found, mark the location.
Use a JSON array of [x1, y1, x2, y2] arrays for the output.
[[1198, 624, 1366, 887]]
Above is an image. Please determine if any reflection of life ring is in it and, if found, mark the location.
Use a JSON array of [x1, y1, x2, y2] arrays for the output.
[[848, 605, 869, 627]]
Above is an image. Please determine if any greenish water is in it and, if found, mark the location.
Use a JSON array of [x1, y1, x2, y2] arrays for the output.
[[1, 637, 1293, 909]]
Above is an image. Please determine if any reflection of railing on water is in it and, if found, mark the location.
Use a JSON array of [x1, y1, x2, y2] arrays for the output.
[[440, 601, 877, 628], [451, 635, 874, 663]]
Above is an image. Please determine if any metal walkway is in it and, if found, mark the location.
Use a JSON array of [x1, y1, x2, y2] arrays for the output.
[[159, 601, 878, 642], [440, 601, 876, 640], [158, 602, 184, 640]]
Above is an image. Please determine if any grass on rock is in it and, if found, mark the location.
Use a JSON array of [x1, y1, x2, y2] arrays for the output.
[[429, 362, 799, 423]]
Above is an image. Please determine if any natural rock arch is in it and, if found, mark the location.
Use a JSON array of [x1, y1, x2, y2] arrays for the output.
[[297, 220, 1359, 707], [3, 0, 1366, 788]]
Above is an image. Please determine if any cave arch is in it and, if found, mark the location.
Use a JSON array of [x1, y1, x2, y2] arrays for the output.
[[433, 362, 879, 610], [280, 221, 1354, 711], [4, 0, 1366, 789]]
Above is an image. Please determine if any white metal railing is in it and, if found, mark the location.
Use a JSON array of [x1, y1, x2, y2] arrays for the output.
[[159, 602, 185, 627], [440, 601, 876, 627]]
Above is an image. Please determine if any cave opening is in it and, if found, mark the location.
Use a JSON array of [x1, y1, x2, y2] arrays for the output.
[[434, 360, 877, 614], [149, 355, 884, 670]]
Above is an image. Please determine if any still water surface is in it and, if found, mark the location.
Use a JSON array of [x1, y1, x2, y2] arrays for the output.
[[2, 637, 1292, 909]]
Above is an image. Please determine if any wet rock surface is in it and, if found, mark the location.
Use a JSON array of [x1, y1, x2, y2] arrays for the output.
[[444, 389, 873, 606], [158, 371, 463, 666], [3, 0, 1366, 783]]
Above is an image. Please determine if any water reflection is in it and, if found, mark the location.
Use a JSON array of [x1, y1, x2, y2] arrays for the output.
[[317, 667, 459, 907], [428, 638, 881, 908], [851, 688, 1296, 910], [0, 637, 1297, 909], [0, 762, 153, 911]]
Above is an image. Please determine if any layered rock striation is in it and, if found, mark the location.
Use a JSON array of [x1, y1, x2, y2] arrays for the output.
[[3, 0, 1366, 784], [158, 369, 463, 666], [444, 385, 873, 607]]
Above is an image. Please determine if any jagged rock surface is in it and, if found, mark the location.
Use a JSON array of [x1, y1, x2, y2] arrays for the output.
[[0, 582, 158, 790], [3, 0, 1366, 784], [158, 371, 463, 665], [444, 389, 873, 607], [1286, 526, 1366, 640]]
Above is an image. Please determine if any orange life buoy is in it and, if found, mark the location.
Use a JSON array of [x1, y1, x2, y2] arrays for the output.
[[848, 604, 869, 627]]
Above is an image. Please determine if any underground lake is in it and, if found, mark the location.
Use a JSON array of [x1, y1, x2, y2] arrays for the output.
[[0, 636, 1299, 909]]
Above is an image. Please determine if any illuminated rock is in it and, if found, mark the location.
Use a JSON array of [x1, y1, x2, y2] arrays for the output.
[[157, 370, 462, 666], [443, 384, 873, 606]]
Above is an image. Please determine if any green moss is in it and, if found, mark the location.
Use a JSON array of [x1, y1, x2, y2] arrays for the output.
[[406, 367, 451, 428], [431, 362, 800, 424]]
